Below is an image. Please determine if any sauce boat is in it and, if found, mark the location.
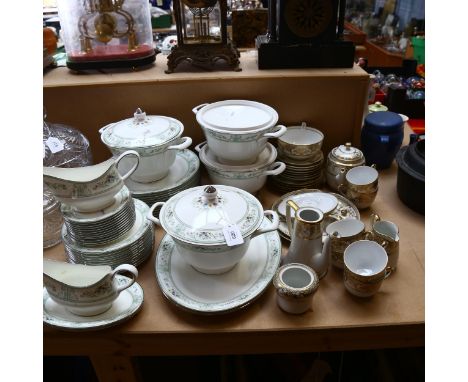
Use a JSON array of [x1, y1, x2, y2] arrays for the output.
[[43, 259, 138, 316], [43, 150, 139, 212]]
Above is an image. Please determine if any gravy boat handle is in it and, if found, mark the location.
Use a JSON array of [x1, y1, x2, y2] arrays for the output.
[[115, 150, 140, 181], [111, 264, 138, 293]]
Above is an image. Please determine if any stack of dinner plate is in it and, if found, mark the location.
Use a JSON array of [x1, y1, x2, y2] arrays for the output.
[[124, 149, 200, 208], [62, 199, 154, 268]]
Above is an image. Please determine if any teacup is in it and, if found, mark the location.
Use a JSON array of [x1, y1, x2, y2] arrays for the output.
[[277, 122, 324, 160], [338, 165, 378, 209], [43, 150, 140, 212], [369, 213, 400, 272], [325, 218, 369, 269], [343, 240, 391, 297], [43, 260, 138, 316]]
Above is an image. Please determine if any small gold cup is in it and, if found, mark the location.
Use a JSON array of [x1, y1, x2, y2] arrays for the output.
[[338, 165, 378, 209]]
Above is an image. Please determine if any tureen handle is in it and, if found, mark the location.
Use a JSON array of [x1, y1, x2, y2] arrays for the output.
[[99, 122, 115, 134], [167, 136, 192, 151], [194, 141, 207, 153], [262, 162, 286, 176], [146, 202, 165, 226], [115, 150, 140, 181], [250, 210, 279, 239], [262, 125, 287, 139], [111, 264, 138, 293], [192, 103, 209, 115]]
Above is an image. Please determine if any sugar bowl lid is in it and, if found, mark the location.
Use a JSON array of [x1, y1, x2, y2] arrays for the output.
[[158, 185, 264, 245], [368, 101, 388, 113], [100, 108, 183, 149], [194, 100, 278, 132], [330, 143, 365, 164]]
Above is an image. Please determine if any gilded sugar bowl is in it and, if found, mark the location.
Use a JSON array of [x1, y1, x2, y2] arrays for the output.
[[326, 143, 365, 191]]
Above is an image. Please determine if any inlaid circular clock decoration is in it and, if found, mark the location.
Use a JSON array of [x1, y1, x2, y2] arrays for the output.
[[285, 0, 333, 38]]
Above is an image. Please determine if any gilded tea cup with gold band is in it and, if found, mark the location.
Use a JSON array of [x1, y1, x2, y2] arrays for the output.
[[277, 122, 324, 160], [343, 240, 392, 298], [338, 165, 379, 209], [368, 213, 400, 272], [325, 218, 369, 270]]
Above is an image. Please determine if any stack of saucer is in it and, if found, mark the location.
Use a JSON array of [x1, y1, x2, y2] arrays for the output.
[[125, 149, 200, 208], [268, 123, 325, 194]]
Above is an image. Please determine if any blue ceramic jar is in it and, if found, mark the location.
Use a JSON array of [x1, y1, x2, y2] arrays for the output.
[[361, 111, 404, 169]]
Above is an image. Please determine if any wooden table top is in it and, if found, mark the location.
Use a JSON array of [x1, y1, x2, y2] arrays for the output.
[[43, 128, 424, 356]]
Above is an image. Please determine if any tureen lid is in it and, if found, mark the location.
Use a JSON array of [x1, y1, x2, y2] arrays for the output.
[[100, 108, 183, 149], [159, 185, 264, 245], [195, 100, 278, 132], [330, 143, 364, 164]]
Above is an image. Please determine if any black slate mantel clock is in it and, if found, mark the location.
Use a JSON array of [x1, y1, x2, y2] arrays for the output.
[[256, 0, 355, 69]]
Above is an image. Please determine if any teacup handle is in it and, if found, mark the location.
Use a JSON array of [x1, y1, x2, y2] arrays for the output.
[[370, 213, 381, 227], [262, 125, 287, 139], [111, 264, 138, 293], [383, 266, 393, 279], [250, 210, 279, 239], [192, 103, 209, 115], [98, 122, 115, 134], [115, 150, 140, 181], [364, 231, 375, 240], [146, 202, 166, 226], [194, 141, 207, 153], [262, 162, 286, 176], [167, 136, 192, 151], [285, 200, 300, 237]]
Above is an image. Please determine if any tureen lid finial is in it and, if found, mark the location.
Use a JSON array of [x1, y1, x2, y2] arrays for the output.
[[203, 186, 218, 202], [134, 108, 147, 123]]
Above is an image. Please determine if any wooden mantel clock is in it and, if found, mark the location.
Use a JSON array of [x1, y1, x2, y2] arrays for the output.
[[256, 0, 355, 69], [166, 0, 241, 73]]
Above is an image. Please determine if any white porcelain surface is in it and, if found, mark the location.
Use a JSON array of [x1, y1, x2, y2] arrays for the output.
[[196, 141, 277, 171], [193, 100, 278, 132], [43, 150, 140, 212], [277, 192, 338, 217], [149, 185, 266, 246], [155, 221, 281, 314], [111, 136, 192, 183], [203, 124, 287, 165], [346, 166, 379, 186], [205, 162, 285, 194], [43, 276, 144, 331], [325, 219, 365, 237], [125, 149, 200, 195], [100, 108, 183, 148], [100, 109, 192, 183], [43, 260, 138, 316], [344, 241, 388, 275], [148, 190, 279, 274]]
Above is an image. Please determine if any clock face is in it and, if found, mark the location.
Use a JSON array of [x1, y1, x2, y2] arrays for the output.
[[284, 0, 333, 38], [181, 0, 218, 8]]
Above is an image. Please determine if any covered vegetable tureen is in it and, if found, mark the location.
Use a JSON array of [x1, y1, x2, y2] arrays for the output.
[[147, 185, 279, 274], [100, 108, 192, 183]]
